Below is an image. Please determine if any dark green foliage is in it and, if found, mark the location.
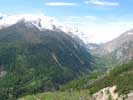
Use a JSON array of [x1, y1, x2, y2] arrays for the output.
[[0, 22, 94, 99], [60, 71, 103, 90], [88, 62, 133, 95]]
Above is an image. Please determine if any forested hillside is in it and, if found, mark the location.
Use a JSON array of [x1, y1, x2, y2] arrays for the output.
[[0, 21, 95, 100], [19, 62, 133, 100]]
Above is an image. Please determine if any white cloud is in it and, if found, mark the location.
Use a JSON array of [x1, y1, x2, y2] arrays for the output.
[[79, 22, 133, 43], [62, 15, 133, 43], [63, 15, 97, 24], [45, 2, 79, 6], [85, 0, 119, 6], [1, 13, 132, 44]]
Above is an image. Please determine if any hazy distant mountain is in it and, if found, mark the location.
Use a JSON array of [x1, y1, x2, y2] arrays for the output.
[[87, 43, 101, 50], [93, 29, 133, 65]]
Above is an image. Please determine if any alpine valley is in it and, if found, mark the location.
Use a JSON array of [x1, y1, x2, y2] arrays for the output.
[[0, 14, 132, 100]]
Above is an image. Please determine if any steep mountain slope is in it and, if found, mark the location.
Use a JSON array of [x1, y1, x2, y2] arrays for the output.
[[100, 29, 133, 54], [0, 20, 95, 99], [92, 29, 133, 66]]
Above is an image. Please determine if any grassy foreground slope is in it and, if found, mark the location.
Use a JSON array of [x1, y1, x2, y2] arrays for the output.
[[19, 62, 133, 100], [88, 61, 133, 95], [19, 90, 91, 100], [61, 62, 133, 95]]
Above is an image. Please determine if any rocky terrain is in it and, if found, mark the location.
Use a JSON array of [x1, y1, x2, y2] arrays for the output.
[[92, 86, 133, 100]]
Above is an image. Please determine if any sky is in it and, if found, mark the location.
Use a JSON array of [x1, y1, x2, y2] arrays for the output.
[[0, 0, 133, 43]]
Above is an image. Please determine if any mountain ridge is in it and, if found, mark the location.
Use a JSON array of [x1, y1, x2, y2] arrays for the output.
[[0, 20, 96, 99], [90, 29, 133, 66], [0, 14, 90, 44]]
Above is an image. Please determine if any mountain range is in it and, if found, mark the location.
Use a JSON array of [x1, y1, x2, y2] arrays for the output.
[[0, 15, 96, 99], [91, 29, 133, 66], [0, 14, 89, 43], [0, 14, 132, 100]]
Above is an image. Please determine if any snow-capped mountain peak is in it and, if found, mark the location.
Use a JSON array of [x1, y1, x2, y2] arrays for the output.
[[0, 14, 89, 44], [0, 14, 58, 30]]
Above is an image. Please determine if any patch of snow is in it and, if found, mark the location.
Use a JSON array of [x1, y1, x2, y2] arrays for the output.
[[0, 14, 57, 29], [0, 14, 89, 44], [52, 53, 62, 67], [128, 32, 133, 35]]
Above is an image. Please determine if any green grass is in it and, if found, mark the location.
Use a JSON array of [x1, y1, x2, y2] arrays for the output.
[[88, 62, 133, 95], [18, 90, 91, 100], [18, 62, 133, 100], [60, 71, 103, 90]]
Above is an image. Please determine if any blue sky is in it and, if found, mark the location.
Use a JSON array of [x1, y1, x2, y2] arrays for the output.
[[0, 0, 132, 18], [0, 0, 133, 43]]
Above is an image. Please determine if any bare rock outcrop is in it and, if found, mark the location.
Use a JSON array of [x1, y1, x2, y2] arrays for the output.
[[92, 85, 118, 100], [92, 85, 133, 100]]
